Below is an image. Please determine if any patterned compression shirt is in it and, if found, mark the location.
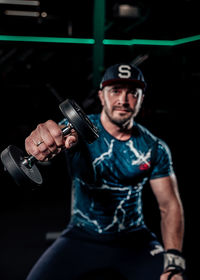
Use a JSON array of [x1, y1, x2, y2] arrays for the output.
[[63, 114, 174, 235]]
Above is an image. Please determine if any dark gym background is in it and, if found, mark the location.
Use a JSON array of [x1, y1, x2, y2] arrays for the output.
[[0, 0, 198, 279]]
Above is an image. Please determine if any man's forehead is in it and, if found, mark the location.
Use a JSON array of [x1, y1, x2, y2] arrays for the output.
[[106, 83, 140, 90]]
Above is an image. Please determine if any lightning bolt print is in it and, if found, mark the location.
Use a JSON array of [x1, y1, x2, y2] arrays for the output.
[[126, 140, 151, 167], [71, 130, 157, 234], [92, 138, 115, 172], [69, 116, 173, 235]]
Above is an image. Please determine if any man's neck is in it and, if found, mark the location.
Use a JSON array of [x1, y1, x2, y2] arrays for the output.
[[100, 111, 133, 141]]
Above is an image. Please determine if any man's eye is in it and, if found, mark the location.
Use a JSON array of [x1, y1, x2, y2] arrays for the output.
[[111, 88, 120, 94], [129, 90, 138, 97]]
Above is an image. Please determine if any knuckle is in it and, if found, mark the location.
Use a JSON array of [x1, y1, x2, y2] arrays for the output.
[[46, 119, 59, 131], [36, 123, 44, 130], [37, 154, 46, 161], [29, 147, 40, 158], [25, 137, 31, 148], [38, 144, 48, 153], [46, 120, 63, 139], [29, 131, 36, 138], [33, 149, 49, 161], [45, 139, 56, 148], [51, 128, 62, 139], [46, 119, 54, 125], [25, 138, 35, 154]]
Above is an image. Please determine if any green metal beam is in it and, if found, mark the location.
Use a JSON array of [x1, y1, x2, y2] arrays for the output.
[[0, 35, 95, 44], [103, 34, 200, 46], [173, 34, 200, 46], [103, 39, 174, 46], [93, 0, 105, 88], [0, 34, 200, 46]]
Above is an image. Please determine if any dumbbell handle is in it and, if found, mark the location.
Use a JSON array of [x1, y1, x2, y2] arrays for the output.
[[22, 123, 73, 168]]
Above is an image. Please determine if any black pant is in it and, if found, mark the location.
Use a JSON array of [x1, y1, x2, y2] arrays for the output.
[[26, 225, 165, 280]]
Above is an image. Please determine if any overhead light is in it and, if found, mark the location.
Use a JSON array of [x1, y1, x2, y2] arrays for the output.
[[114, 4, 140, 19], [41, 11, 47, 18], [4, 10, 40, 17], [119, 4, 140, 18], [1, 0, 42, 18], [0, 0, 40, 6]]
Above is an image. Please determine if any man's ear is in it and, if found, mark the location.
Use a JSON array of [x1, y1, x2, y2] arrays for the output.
[[98, 90, 105, 106], [141, 94, 145, 105], [137, 89, 145, 105]]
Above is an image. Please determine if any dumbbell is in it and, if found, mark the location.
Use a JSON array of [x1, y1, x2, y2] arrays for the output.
[[1, 99, 99, 187]]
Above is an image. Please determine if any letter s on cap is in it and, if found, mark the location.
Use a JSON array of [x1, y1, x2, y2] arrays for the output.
[[118, 65, 131, 79]]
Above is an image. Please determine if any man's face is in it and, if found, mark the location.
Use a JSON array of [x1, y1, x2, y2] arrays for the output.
[[98, 83, 144, 127]]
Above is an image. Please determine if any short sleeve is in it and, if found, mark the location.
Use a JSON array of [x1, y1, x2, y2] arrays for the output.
[[150, 139, 174, 179]]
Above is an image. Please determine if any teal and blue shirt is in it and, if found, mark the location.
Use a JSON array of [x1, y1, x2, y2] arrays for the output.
[[63, 114, 174, 235]]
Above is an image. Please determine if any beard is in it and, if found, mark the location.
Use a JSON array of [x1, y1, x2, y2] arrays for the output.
[[104, 105, 134, 128]]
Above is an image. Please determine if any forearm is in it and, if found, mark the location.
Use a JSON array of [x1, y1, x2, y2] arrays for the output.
[[150, 176, 186, 279], [160, 200, 184, 251]]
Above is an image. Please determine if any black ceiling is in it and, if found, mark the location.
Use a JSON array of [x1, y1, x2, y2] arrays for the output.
[[0, 0, 199, 39], [0, 0, 199, 130]]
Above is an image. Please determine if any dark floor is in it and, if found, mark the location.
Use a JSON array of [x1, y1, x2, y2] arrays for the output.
[[0, 202, 66, 280], [0, 153, 71, 280], [0, 183, 195, 280]]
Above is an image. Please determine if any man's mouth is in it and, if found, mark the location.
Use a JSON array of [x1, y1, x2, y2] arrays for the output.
[[113, 106, 133, 113]]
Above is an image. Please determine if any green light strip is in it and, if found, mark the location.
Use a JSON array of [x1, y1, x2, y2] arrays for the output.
[[103, 39, 174, 46], [0, 34, 200, 46], [173, 34, 200, 46], [0, 35, 95, 44], [103, 34, 200, 46]]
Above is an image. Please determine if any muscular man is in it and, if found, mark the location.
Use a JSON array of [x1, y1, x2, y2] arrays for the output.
[[25, 64, 186, 280]]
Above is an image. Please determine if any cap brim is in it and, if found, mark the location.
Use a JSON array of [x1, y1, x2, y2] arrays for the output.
[[100, 78, 146, 90]]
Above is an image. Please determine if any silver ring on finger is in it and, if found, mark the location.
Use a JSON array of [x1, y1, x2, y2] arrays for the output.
[[36, 140, 44, 147]]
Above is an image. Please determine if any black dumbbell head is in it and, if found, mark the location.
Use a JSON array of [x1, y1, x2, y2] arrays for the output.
[[1, 145, 43, 186]]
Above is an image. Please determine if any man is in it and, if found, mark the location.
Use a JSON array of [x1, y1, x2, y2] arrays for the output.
[[25, 64, 186, 280]]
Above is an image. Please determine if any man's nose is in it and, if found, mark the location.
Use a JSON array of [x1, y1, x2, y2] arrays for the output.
[[118, 91, 129, 105]]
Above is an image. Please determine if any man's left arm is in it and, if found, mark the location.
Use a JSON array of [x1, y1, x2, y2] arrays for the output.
[[150, 174, 186, 280]]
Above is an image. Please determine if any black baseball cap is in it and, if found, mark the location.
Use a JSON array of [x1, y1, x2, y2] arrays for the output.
[[100, 63, 146, 90]]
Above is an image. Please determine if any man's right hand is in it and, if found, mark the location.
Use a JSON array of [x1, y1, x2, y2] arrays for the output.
[[25, 120, 78, 161]]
